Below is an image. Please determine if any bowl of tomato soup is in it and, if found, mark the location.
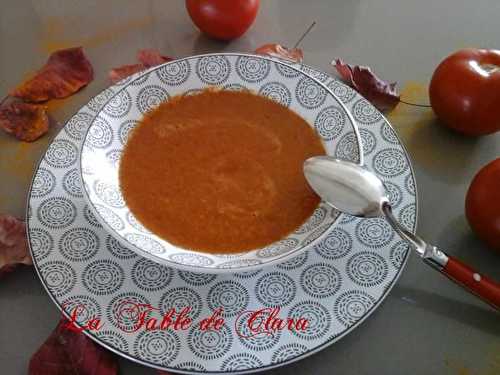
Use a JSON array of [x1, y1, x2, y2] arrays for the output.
[[80, 53, 362, 273]]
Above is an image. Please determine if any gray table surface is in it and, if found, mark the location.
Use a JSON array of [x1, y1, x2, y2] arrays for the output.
[[1, 1, 499, 374]]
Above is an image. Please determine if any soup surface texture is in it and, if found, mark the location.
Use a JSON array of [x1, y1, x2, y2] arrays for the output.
[[119, 89, 325, 253]]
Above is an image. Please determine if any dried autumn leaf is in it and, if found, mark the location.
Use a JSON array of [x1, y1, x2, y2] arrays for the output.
[[10, 47, 93, 102], [0, 102, 49, 142], [108, 63, 146, 84], [255, 44, 304, 63], [334, 58, 355, 84], [332, 58, 400, 111], [29, 319, 119, 375], [0, 214, 32, 278], [109, 49, 174, 84], [137, 48, 174, 67]]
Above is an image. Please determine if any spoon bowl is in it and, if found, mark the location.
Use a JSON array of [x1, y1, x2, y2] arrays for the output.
[[304, 156, 388, 218]]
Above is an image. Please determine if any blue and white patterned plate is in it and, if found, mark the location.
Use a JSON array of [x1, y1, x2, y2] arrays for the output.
[[79, 53, 363, 272], [27, 60, 417, 374]]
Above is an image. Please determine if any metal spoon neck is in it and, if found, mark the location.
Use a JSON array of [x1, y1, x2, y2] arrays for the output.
[[381, 203, 426, 255], [381, 203, 449, 269]]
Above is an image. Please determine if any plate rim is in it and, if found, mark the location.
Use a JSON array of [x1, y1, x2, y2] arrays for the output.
[[25, 61, 418, 375]]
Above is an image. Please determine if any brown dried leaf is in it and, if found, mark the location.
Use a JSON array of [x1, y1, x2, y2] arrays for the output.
[[10, 47, 94, 102], [0, 214, 32, 278], [109, 49, 174, 84], [332, 58, 400, 111], [0, 102, 49, 142], [137, 49, 173, 67], [255, 44, 304, 63], [109, 63, 146, 84]]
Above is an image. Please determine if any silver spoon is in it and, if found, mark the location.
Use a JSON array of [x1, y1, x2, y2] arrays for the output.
[[304, 156, 500, 310]]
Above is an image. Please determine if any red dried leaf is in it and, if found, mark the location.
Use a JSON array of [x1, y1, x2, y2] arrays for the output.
[[0, 214, 32, 277], [10, 47, 93, 102], [254, 44, 304, 63], [333, 59, 355, 85], [109, 63, 146, 84], [29, 319, 119, 375], [109, 49, 174, 84], [332, 58, 400, 111], [0, 102, 49, 142], [137, 49, 173, 68]]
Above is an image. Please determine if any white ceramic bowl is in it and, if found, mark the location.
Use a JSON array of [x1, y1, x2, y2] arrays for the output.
[[79, 53, 362, 273]]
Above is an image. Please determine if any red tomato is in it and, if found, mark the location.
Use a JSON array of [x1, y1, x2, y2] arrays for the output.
[[429, 48, 500, 136], [465, 158, 500, 252], [186, 0, 259, 41]]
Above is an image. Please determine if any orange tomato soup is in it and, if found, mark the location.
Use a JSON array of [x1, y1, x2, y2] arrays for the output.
[[119, 89, 325, 253]]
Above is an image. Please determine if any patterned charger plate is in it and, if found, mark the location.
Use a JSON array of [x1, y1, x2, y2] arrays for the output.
[[27, 61, 417, 374]]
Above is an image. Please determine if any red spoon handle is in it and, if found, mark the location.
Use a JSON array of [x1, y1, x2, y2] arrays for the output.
[[442, 256, 500, 310]]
